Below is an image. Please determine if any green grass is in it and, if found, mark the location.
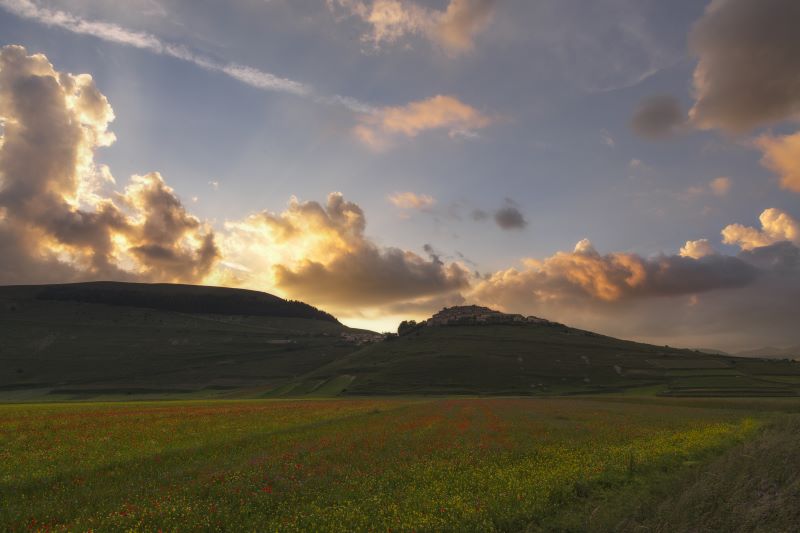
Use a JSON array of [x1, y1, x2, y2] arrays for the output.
[[3, 396, 797, 531], [535, 414, 800, 532]]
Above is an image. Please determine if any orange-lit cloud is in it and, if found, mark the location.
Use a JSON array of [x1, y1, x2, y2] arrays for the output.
[[680, 176, 732, 202], [470, 238, 754, 308], [680, 239, 716, 259], [465, 233, 800, 351], [2, 44, 799, 348], [709, 176, 731, 196], [436, 0, 497, 53], [217, 192, 470, 314], [722, 208, 800, 251], [355, 94, 491, 149], [328, 0, 496, 54], [387, 191, 436, 209], [756, 132, 800, 193], [0, 45, 216, 283], [0, 45, 470, 319]]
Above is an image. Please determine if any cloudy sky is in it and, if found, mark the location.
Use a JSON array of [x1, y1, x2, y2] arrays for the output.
[[1, 0, 799, 351]]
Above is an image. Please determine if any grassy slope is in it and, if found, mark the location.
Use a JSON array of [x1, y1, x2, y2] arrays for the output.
[[4, 283, 800, 399], [0, 286, 363, 400], [629, 415, 800, 532], [31, 281, 338, 322], [296, 323, 800, 397], [534, 412, 800, 532]]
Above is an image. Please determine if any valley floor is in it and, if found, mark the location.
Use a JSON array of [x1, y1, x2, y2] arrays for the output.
[[2, 396, 799, 531]]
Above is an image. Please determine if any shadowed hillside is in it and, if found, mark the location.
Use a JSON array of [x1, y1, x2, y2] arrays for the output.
[[0, 282, 373, 401], [3, 290, 800, 400], [287, 306, 800, 398], [31, 282, 338, 322]]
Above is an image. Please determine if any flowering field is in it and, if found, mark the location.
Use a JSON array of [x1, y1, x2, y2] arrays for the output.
[[0, 397, 774, 531]]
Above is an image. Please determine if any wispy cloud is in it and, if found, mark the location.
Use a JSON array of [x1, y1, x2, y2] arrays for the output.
[[355, 94, 492, 150], [327, 0, 497, 55], [0, 0, 369, 108], [387, 192, 436, 209]]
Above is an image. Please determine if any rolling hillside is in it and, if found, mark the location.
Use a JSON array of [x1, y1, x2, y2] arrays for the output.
[[33, 281, 338, 322], [3, 285, 800, 400], [0, 282, 373, 400], [287, 308, 800, 398]]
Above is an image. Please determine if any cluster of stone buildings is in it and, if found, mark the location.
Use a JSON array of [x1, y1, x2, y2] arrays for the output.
[[425, 305, 551, 326], [340, 331, 385, 345]]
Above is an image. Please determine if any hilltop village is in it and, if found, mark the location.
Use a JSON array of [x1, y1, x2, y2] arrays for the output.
[[425, 305, 553, 326], [395, 305, 557, 337], [340, 306, 560, 344]]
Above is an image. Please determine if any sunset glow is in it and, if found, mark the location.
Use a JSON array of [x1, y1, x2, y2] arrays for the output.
[[1, 0, 798, 351]]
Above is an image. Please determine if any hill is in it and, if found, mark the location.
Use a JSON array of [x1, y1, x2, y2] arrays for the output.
[[28, 281, 338, 322], [284, 306, 800, 398], [3, 292, 800, 400], [0, 282, 376, 401]]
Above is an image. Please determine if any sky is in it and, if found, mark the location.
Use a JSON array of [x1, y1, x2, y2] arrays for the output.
[[0, 0, 799, 351]]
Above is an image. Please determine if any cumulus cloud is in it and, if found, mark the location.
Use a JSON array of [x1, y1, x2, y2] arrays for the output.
[[722, 208, 800, 251], [219, 193, 470, 312], [756, 131, 800, 193], [689, 0, 800, 133], [471, 238, 755, 305], [275, 246, 469, 308], [0, 45, 217, 283], [680, 0, 800, 195], [117, 173, 219, 281], [355, 94, 491, 149], [680, 239, 716, 259], [0, 45, 475, 320], [631, 95, 686, 140], [466, 233, 800, 350], [2, 45, 797, 348], [327, 0, 497, 54], [387, 191, 436, 209]]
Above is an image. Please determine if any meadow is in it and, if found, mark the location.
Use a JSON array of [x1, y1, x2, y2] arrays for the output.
[[3, 397, 798, 532]]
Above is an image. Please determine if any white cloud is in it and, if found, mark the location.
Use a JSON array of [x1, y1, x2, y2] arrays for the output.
[[600, 129, 615, 148]]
